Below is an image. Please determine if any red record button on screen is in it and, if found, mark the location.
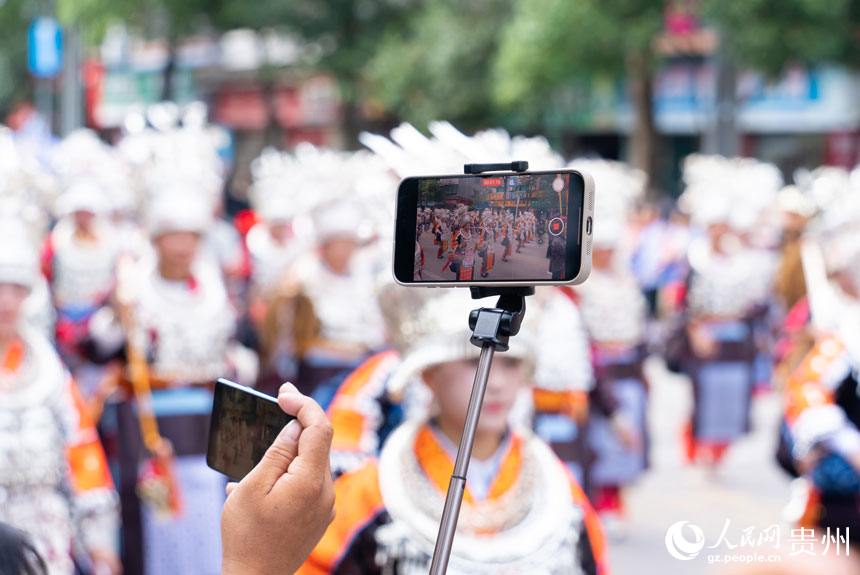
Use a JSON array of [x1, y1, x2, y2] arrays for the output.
[[549, 217, 565, 237]]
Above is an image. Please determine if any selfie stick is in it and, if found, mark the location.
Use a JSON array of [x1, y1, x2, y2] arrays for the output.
[[428, 161, 533, 575]]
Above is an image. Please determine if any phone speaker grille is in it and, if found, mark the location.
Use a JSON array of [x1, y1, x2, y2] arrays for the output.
[[586, 236, 592, 256], [588, 192, 594, 213]]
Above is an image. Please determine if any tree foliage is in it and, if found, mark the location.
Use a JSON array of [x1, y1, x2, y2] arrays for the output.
[[492, 0, 662, 118], [31, 0, 860, 143], [218, 1, 421, 89], [703, 0, 860, 75], [364, 0, 513, 129], [0, 0, 38, 114], [58, 0, 218, 44]]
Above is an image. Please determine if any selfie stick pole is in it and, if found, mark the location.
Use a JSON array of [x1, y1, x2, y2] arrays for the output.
[[429, 161, 532, 575]]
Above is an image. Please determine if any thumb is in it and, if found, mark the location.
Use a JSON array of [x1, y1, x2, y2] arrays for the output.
[[245, 419, 302, 491]]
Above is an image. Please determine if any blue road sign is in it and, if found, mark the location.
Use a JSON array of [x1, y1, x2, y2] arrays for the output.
[[28, 18, 63, 78]]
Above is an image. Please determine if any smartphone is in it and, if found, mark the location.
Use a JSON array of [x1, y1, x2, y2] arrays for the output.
[[206, 378, 295, 481], [393, 170, 594, 286]]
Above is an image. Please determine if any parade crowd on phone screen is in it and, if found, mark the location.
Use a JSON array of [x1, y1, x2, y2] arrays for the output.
[[2, 112, 860, 575]]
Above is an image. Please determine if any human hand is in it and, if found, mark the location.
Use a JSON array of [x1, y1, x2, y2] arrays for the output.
[[611, 414, 641, 451], [221, 383, 335, 575], [688, 324, 718, 358], [89, 548, 122, 575]]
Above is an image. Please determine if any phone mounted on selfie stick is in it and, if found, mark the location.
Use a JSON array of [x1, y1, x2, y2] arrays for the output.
[[428, 162, 535, 575]]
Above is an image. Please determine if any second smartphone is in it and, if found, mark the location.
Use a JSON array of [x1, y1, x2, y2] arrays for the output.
[[206, 379, 295, 481]]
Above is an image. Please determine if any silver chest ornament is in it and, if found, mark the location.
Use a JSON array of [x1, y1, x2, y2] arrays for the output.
[[374, 421, 585, 575], [52, 222, 118, 308]]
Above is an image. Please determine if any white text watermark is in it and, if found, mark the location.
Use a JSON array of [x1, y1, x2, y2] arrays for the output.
[[665, 520, 850, 562]]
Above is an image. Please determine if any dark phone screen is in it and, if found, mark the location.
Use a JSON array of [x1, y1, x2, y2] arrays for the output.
[[207, 379, 295, 481], [394, 171, 584, 283]]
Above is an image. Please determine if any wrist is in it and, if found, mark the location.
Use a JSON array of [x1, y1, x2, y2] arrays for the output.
[[88, 547, 117, 559]]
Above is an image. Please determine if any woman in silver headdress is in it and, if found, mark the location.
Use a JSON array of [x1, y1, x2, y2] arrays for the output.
[[298, 290, 609, 575], [88, 190, 248, 575], [0, 223, 120, 575]]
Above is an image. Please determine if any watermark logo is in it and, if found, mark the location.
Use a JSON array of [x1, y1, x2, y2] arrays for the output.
[[665, 521, 705, 560], [664, 519, 850, 564]]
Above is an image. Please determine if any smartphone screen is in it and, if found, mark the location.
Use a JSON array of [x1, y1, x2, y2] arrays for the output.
[[206, 379, 295, 481], [393, 170, 591, 285]]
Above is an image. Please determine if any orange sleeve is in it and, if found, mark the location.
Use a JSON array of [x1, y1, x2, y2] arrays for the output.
[[784, 336, 845, 426], [570, 477, 610, 575], [327, 351, 398, 454], [64, 376, 115, 493], [297, 461, 385, 575], [533, 388, 589, 423]]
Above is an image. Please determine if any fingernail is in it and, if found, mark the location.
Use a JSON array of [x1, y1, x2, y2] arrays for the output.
[[279, 381, 299, 395], [278, 419, 302, 443]]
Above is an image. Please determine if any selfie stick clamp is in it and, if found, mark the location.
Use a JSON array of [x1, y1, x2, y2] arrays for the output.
[[429, 161, 534, 575]]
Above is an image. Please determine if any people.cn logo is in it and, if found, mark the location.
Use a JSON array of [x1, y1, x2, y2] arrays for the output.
[[665, 521, 705, 560]]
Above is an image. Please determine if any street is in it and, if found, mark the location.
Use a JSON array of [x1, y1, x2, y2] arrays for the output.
[[416, 228, 554, 282], [607, 357, 795, 575]]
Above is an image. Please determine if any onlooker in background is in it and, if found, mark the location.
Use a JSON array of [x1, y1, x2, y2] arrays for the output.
[[87, 189, 254, 575], [260, 199, 387, 400], [42, 180, 119, 398], [630, 202, 667, 317], [578, 216, 650, 540], [0, 222, 120, 575]]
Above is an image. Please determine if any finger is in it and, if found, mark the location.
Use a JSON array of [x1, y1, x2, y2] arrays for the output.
[[243, 419, 303, 492], [225, 482, 238, 496], [277, 391, 333, 474], [279, 381, 299, 396]]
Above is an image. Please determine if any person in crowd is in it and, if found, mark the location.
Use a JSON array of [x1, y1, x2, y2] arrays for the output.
[[242, 187, 303, 353], [42, 180, 120, 397], [774, 185, 815, 314], [0, 222, 120, 575], [547, 218, 567, 280], [298, 289, 609, 575], [245, 193, 300, 298], [771, 185, 818, 390], [780, 172, 860, 552], [433, 213, 445, 259], [259, 199, 387, 398], [515, 215, 525, 253], [414, 230, 425, 281], [629, 202, 666, 317], [476, 210, 494, 278], [529, 285, 596, 487], [87, 188, 254, 575], [675, 196, 761, 467], [656, 207, 692, 322], [577, 216, 649, 539], [317, 284, 597, 489], [664, 155, 783, 469], [446, 206, 476, 280], [501, 211, 514, 262]]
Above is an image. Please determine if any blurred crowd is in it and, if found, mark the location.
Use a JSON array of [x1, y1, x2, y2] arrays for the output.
[[1, 103, 860, 575]]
